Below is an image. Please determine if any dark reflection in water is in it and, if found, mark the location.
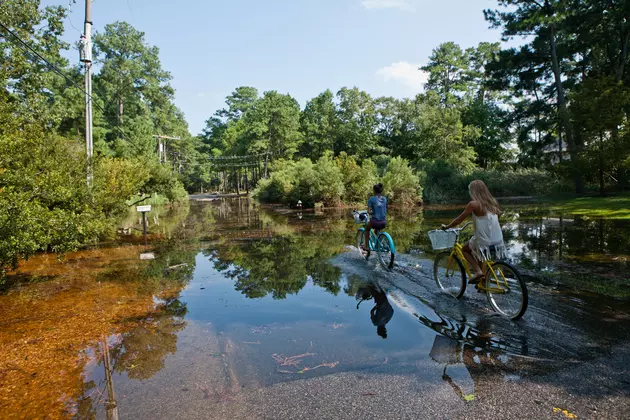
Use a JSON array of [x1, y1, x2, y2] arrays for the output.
[[354, 281, 394, 339]]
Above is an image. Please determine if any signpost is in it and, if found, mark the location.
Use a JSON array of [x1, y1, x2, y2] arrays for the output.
[[137, 205, 152, 236]]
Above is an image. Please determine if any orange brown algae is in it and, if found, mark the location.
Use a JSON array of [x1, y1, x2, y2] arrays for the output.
[[0, 246, 184, 419]]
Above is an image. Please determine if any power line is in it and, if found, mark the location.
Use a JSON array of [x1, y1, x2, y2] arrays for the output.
[[0, 19, 136, 147], [207, 152, 271, 161]]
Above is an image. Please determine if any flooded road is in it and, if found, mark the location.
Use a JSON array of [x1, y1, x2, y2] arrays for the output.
[[1, 199, 629, 419]]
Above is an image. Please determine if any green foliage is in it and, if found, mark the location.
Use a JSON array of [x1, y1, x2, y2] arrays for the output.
[[336, 153, 378, 204], [382, 157, 421, 205], [423, 161, 571, 203], [93, 158, 150, 215], [299, 90, 338, 160], [241, 90, 303, 158], [0, 104, 188, 276], [0, 124, 106, 275], [254, 154, 385, 206]]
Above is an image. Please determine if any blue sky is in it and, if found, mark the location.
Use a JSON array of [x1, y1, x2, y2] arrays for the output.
[[44, 0, 503, 135]]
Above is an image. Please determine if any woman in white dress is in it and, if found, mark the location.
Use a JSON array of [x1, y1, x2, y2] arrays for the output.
[[442, 180, 507, 284]]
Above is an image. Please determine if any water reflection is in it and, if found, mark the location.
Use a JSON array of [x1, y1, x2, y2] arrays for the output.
[[4, 199, 630, 418], [354, 281, 394, 339], [423, 312, 528, 403]]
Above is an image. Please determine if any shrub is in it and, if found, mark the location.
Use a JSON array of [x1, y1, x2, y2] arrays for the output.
[[313, 153, 345, 206], [0, 128, 109, 276], [254, 155, 346, 206], [422, 160, 573, 203], [382, 157, 421, 205], [336, 153, 377, 204]]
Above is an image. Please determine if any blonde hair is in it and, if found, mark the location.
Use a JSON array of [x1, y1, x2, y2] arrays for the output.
[[468, 180, 501, 215]]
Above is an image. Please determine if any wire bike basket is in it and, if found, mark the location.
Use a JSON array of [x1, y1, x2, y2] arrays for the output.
[[427, 229, 457, 250], [353, 211, 370, 224]]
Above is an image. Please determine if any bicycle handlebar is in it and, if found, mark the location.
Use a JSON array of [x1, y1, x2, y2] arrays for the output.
[[442, 221, 472, 233]]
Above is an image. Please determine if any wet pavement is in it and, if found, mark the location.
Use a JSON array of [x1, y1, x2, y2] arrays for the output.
[[1, 199, 629, 419]]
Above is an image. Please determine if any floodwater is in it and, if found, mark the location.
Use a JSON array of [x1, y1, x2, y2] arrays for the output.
[[1, 199, 629, 419]]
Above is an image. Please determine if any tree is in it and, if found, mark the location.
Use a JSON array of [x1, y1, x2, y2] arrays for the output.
[[299, 90, 338, 160], [485, 0, 583, 192], [241, 90, 303, 161], [0, 0, 71, 126], [421, 42, 470, 107], [335, 87, 378, 157], [215, 86, 259, 122], [407, 93, 478, 172], [93, 21, 175, 153], [571, 76, 630, 195], [382, 157, 421, 205]]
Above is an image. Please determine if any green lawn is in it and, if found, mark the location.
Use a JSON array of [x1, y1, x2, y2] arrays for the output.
[[543, 194, 630, 219]]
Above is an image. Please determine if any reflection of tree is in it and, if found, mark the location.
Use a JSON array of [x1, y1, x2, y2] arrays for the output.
[[208, 231, 344, 299], [509, 215, 630, 270], [109, 297, 188, 380]]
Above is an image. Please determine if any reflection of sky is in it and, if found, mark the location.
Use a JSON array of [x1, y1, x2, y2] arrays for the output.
[[181, 253, 433, 356]]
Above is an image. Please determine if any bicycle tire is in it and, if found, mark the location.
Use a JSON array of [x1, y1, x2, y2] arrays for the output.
[[433, 252, 467, 299], [376, 233, 395, 270], [355, 229, 370, 260], [485, 261, 528, 320]]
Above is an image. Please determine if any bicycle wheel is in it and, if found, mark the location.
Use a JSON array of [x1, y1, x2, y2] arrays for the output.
[[355, 229, 370, 260], [485, 262, 528, 320], [376, 234, 395, 270], [433, 252, 466, 299]]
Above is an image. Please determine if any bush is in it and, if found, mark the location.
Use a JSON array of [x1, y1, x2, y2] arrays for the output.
[[0, 128, 109, 276], [254, 155, 346, 206], [422, 160, 572, 203], [313, 153, 345, 206], [336, 153, 378, 204], [94, 157, 150, 216], [0, 122, 190, 278], [382, 157, 422, 205]]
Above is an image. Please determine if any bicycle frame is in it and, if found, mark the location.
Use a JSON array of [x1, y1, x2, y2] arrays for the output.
[[444, 225, 510, 294], [358, 222, 396, 254]]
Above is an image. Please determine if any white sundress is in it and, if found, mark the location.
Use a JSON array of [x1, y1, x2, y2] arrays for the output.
[[470, 212, 507, 261]]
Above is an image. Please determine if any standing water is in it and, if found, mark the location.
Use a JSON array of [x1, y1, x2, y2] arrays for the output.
[[1, 199, 629, 419]]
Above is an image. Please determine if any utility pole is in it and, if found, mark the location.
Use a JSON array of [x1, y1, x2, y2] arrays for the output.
[[153, 135, 180, 163], [80, 0, 94, 186]]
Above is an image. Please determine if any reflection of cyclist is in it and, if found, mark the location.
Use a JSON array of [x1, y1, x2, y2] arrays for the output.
[[357, 283, 393, 339], [424, 314, 515, 402], [362, 184, 387, 251]]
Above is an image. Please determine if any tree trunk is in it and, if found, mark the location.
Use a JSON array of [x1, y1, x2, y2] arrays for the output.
[[549, 23, 584, 193], [263, 152, 269, 179], [599, 131, 605, 197]]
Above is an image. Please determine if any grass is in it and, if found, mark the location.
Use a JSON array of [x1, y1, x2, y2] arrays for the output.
[[529, 193, 630, 220]]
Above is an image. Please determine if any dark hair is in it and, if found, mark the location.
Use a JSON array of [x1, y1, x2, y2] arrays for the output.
[[373, 183, 383, 194]]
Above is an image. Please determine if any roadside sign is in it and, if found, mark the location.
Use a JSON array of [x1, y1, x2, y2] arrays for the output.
[[137, 205, 152, 212]]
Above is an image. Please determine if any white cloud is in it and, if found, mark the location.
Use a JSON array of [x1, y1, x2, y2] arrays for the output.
[[361, 0, 416, 11], [376, 61, 428, 93]]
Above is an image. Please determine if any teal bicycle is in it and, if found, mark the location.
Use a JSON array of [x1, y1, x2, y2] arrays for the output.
[[353, 210, 396, 270]]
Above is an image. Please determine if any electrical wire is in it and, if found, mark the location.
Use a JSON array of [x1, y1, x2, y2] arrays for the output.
[[0, 19, 141, 149]]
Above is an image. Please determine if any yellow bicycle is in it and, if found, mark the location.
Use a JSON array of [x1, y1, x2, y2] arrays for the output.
[[429, 222, 528, 320]]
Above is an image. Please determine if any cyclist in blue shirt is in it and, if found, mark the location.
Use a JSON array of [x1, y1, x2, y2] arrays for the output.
[[363, 183, 387, 250]]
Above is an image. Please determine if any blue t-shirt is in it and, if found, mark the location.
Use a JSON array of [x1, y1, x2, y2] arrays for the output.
[[368, 195, 387, 221]]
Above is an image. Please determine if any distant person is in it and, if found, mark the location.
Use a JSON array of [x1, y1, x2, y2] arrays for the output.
[[442, 180, 506, 284], [363, 183, 387, 250]]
